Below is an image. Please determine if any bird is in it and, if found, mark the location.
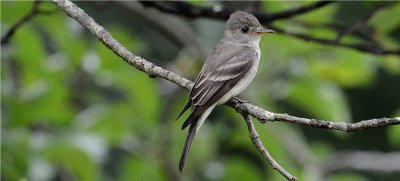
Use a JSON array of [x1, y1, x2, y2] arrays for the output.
[[176, 11, 275, 173]]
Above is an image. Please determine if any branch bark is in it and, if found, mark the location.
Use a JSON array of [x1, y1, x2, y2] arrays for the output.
[[52, 0, 400, 179], [242, 114, 298, 181], [228, 98, 400, 132]]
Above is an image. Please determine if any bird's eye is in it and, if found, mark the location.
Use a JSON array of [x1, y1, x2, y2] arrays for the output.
[[241, 26, 249, 33]]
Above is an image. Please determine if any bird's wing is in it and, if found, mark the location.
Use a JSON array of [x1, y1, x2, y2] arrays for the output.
[[181, 46, 256, 129]]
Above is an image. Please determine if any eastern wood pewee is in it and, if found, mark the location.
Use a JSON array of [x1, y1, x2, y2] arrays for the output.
[[177, 11, 274, 173]]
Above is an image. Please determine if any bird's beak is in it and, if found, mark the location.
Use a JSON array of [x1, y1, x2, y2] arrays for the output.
[[255, 28, 275, 35]]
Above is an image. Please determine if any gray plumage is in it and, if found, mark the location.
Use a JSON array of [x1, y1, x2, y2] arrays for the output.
[[177, 11, 274, 173]]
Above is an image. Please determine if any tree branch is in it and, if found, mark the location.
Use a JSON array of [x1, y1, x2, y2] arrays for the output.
[[140, 1, 400, 56], [271, 25, 400, 55], [290, 20, 379, 45], [242, 114, 298, 181], [52, 0, 400, 179], [1, 1, 57, 45], [228, 98, 400, 132]]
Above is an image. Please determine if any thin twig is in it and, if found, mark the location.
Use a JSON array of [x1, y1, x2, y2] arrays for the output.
[[271, 26, 400, 55], [1, 1, 41, 44], [1, 1, 58, 45], [242, 114, 298, 181], [290, 20, 379, 45]]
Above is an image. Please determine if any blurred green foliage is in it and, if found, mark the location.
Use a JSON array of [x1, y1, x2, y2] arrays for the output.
[[1, 1, 400, 181]]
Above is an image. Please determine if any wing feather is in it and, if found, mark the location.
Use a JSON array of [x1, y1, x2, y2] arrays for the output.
[[192, 48, 255, 106], [181, 45, 256, 128]]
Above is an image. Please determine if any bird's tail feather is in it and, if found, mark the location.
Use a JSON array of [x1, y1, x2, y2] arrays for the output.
[[176, 101, 191, 121], [179, 123, 197, 173], [181, 107, 202, 130]]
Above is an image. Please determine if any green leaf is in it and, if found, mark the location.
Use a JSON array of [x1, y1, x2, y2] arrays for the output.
[[37, 12, 88, 65], [310, 141, 333, 159], [89, 104, 135, 144], [327, 172, 367, 181], [1, 131, 29, 181], [387, 108, 400, 147], [286, 78, 350, 121], [118, 157, 165, 181], [43, 145, 99, 181], [1, 1, 32, 25], [294, 2, 338, 24], [6, 25, 74, 127], [370, 3, 400, 34], [388, 124, 400, 147], [185, 0, 205, 6], [382, 55, 400, 74], [310, 49, 376, 88], [96, 38, 160, 132], [222, 158, 264, 181], [13, 26, 45, 84]]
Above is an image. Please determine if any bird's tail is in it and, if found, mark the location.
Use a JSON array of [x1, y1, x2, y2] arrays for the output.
[[176, 100, 191, 121], [179, 122, 197, 173], [178, 105, 215, 173]]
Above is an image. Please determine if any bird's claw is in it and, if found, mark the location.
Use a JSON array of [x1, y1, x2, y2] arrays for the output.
[[233, 97, 249, 104]]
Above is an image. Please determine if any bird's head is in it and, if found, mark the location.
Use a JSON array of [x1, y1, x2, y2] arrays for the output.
[[225, 11, 275, 44]]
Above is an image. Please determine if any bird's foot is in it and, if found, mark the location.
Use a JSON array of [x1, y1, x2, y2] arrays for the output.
[[233, 97, 249, 104]]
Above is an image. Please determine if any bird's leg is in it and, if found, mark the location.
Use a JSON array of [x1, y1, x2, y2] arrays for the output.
[[230, 97, 250, 113]]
